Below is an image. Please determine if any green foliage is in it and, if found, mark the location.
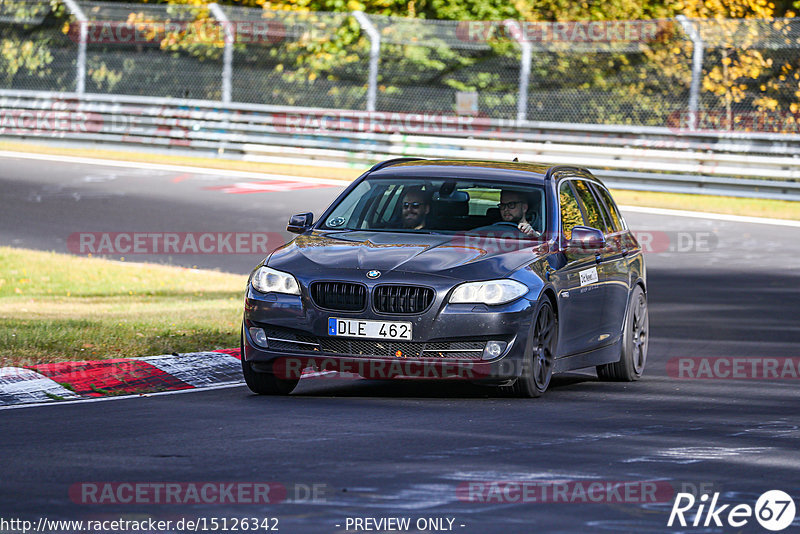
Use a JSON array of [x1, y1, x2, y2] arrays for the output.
[[0, 39, 54, 85], [87, 59, 123, 92], [1, 0, 799, 127], [0, 0, 65, 86]]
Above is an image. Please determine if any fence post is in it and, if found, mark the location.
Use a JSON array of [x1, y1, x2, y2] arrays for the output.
[[208, 3, 233, 104], [352, 11, 379, 112], [504, 20, 531, 123], [677, 15, 704, 131], [62, 0, 87, 94]]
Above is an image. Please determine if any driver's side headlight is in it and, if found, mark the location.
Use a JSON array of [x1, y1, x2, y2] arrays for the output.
[[251, 266, 301, 295], [449, 279, 528, 305]]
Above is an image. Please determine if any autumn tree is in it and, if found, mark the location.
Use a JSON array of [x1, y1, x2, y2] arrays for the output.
[[0, 0, 61, 87]]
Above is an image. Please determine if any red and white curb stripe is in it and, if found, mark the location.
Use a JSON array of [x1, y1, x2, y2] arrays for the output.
[[0, 349, 353, 406], [0, 349, 244, 407], [0, 367, 82, 404]]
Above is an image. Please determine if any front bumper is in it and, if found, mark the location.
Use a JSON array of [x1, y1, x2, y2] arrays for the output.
[[242, 284, 536, 382]]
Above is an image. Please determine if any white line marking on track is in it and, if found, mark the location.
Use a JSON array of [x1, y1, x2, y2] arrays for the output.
[[619, 205, 800, 227], [2, 151, 795, 226], [0, 151, 349, 186]]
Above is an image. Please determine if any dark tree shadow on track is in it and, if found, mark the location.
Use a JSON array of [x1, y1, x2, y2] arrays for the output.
[[286, 372, 598, 398]]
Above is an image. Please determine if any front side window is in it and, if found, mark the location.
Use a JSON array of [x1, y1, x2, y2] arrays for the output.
[[592, 184, 625, 233], [320, 177, 546, 238], [572, 180, 607, 232], [559, 181, 583, 241]]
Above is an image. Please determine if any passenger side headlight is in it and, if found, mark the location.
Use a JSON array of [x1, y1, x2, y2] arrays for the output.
[[449, 279, 528, 305], [251, 266, 301, 295]]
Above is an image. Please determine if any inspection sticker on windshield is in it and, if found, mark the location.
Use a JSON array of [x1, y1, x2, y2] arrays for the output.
[[329, 318, 413, 340], [579, 267, 599, 287]]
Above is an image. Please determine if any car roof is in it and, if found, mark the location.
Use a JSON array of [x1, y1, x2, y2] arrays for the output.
[[368, 159, 552, 184]]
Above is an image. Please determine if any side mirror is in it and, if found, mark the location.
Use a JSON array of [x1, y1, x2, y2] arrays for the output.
[[568, 226, 605, 250], [287, 212, 313, 234]]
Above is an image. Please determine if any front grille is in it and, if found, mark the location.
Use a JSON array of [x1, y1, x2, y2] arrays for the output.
[[319, 338, 424, 358], [263, 326, 321, 352], [318, 339, 484, 359], [374, 285, 435, 314], [257, 325, 486, 360], [256, 325, 486, 360], [310, 282, 366, 311]]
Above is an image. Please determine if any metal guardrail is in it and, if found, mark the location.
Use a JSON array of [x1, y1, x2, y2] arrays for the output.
[[1, 89, 799, 200]]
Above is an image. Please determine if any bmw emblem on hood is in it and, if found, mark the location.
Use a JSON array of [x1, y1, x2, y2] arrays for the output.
[[366, 270, 381, 279]]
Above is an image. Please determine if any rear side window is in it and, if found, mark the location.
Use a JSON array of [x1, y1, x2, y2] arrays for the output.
[[572, 180, 608, 233], [592, 184, 625, 232], [559, 181, 583, 241]]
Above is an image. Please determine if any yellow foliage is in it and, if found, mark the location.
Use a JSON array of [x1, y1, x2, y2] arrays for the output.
[[752, 96, 778, 110], [680, 0, 774, 19]]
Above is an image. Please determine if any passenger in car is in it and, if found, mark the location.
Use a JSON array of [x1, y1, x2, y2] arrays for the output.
[[401, 187, 431, 230], [499, 190, 540, 237]]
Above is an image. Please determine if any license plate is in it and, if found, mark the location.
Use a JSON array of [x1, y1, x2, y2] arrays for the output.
[[328, 318, 412, 340]]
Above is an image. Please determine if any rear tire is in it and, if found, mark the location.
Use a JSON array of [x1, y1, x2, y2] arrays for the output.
[[507, 299, 558, 398], [597, 285, 648, 382], [241, 327, 299, 395]]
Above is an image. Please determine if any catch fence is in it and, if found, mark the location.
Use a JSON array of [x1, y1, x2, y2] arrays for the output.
[[3, 0, 800, 129]]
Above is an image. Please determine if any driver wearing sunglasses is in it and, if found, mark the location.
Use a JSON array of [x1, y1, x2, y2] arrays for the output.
[[499, 190, 539, 237], [401, 188, 430, 230]]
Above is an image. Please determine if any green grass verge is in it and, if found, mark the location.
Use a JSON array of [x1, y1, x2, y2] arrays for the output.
[[0, 247, 246, 367]]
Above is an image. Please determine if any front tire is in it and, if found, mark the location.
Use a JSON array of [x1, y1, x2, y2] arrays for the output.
[[597, 284, 648, 382], [241, 328, 299, 395], [508, 299, 558, 398]]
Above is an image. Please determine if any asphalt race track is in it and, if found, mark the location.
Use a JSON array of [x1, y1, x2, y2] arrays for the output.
[[1, 153, 799, 533]]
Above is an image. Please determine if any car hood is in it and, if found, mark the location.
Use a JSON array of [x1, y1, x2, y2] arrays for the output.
[[267, 231, 546, 280]]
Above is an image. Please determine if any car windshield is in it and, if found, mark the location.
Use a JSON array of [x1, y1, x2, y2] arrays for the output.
[[320, 177, 546, 238]]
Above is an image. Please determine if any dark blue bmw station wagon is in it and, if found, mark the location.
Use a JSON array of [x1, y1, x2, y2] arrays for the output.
[[241, 159, 648, 397]]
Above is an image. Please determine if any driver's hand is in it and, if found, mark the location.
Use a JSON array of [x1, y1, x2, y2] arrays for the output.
[[518, 221, 541, 237]]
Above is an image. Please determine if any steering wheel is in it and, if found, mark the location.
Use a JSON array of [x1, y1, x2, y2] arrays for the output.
[[493, 220, 542, 238]]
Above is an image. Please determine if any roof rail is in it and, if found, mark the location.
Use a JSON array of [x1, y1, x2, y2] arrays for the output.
[[544, 165, 592, 181], [367, 157, 426, 173]]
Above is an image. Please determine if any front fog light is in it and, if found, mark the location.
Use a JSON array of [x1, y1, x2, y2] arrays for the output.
[[482, 340, 507, 360], [249, 327, 268, 348]]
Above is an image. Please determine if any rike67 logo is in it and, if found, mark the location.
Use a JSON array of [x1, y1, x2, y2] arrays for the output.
[[668, 490, 796, 531]]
